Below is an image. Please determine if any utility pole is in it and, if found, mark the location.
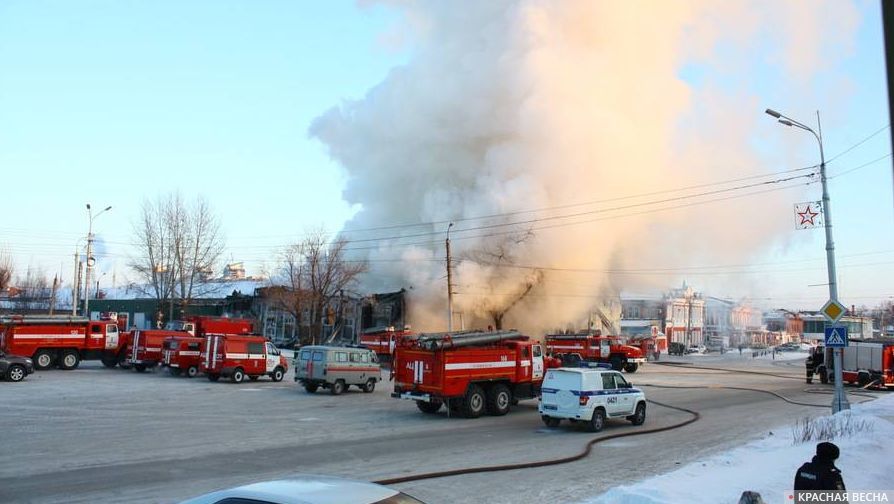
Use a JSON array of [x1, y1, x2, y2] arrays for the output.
[[49, 275, 58, 315], [83, 204, 111, 320], [766, 108, 849, 413], [446, 223, 454, 332], [72, 249, 79, 316]]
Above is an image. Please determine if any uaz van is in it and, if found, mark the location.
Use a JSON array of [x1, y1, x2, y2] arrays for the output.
[[539, 365, 646, 432], [294, 345, 381, 395]]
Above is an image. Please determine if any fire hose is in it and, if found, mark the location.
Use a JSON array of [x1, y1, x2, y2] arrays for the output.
[[373, 399, 700, 486], [374, 368, 881, 485]]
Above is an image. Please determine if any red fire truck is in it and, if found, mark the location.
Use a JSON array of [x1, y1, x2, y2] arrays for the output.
[[201, 334, 288, 383], [125, 317, 254, 373], [0, 315, 128, 370], [161, 335, 205, 377], [359, 326, 414, 360], [841, 339, 894, 389], [128, 329, 185, 372], [545, 331, 646, 372], [625, 335, 666, 361], [167, 316, 254, 337], [391, 330, 561, 418]]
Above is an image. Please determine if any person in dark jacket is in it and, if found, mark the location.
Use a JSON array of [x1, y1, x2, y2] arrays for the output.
[[794, 442, 846, 491]]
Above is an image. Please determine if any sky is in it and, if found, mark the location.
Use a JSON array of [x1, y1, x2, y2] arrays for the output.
[[1, 0, 893, 315]]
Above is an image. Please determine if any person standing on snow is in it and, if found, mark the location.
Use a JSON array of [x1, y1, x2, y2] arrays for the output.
[[793, 442, 846, 491]]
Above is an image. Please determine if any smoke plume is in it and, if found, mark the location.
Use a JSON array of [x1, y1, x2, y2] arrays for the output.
[[310, 0, 860, 334]]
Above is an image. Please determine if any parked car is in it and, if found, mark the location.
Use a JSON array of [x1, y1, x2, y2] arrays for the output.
[[686, 345, 706, 354], [0, 351, 34, 382], [539, 365, 646, 432], [179, 476, 425, 504]]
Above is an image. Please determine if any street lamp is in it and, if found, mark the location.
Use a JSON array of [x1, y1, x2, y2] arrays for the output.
[[765, 108, 849, 413], [83, 203, 112, 319]]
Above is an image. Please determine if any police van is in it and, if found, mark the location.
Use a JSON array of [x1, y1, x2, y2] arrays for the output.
[[294, 345, 381, 395], [538, 364, 646, 432]]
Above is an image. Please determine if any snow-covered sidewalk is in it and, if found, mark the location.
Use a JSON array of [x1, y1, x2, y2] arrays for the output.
[[583, 394, 894, 504]]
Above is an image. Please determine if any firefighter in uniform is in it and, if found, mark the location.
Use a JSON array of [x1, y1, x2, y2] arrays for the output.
[[793, 442, 846, 492], [805, 346, 825, 384]]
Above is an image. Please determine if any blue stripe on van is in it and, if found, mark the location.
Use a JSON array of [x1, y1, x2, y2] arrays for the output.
[[541, 388, 642, 396]]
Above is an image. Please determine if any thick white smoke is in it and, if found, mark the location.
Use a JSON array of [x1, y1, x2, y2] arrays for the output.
[[310, 0, 859, 333]]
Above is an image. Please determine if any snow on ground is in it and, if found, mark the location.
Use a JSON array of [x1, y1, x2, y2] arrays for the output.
[[583, 393, 894, 504]]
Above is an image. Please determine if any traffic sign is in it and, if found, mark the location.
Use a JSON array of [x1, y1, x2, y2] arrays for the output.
[[821, 299, 847, 324], [824, 326, 848, 348]]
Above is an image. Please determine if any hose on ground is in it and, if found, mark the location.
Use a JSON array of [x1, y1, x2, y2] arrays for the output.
[[375, 367, 882, 485], [373, 399, 700, 485], [653, 361, 804, 381]]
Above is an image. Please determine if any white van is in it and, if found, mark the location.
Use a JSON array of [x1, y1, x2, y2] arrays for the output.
[[294, 345, 381, 395], [538, 366, 646, 432]]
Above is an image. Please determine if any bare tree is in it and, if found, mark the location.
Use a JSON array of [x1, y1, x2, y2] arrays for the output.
[[0, 248, 12, 292], [463, 232, 543, 329], [271, 230, 367, 345], [12, 267, 51, 312], [265, 242, 314, 340], [129, 193, 224, 324]]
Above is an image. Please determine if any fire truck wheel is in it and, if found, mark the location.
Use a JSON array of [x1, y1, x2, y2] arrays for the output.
[[416, 400, 442, 414], [59, 350, 80, 370], [624, 363, 639, 373], [610, 356, 624, 372], [101, 355, 118, 368], [629, 402, 646, 426], [461, 384, 486, 418], [271, 367, 284, 382], [207, 373, 220, 382], [186, 366, 199, 378], [486, 384, 511, 416], [134, 364, 147, 373], [331, 380, 346, 395], [33, 350, 55, 370], [117, 352, 131, 369], [304, 383, 319, 393], [542, 415, 560, 428], [7, 364, 26, 382], [858, 372, 870, 387], [588, 408, 606, 433], [232, 368, 245, 383], [362, 379, 376, 393]]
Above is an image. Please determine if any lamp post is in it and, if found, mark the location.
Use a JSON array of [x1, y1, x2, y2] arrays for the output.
[[765, 108, 849, 413], [83, 203, 112, 320], [446, 222, 454, 332]]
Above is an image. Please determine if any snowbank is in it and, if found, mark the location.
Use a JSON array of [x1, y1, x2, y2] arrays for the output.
[[584, 394, 894, 504]]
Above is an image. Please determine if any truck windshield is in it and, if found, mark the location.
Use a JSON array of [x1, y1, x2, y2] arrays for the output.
[[165, 321, 187, 331]]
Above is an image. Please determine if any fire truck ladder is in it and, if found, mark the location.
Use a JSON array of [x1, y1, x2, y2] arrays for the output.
[[414, 330, 524, 350], [0, 315, 89, 325]]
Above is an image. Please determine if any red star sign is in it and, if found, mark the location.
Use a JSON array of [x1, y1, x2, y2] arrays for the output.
[[798, 205, 819, 226]]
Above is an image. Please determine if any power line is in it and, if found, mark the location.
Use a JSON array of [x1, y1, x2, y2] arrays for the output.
[[828, 152, 893, 179], [826, 124, 891, 164]]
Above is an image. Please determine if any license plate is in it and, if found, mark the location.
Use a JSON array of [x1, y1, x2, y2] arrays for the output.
[[543, 404, 557, 410]]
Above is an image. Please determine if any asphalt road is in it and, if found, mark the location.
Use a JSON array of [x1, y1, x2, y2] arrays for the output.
[[0, 353, 880, 504]]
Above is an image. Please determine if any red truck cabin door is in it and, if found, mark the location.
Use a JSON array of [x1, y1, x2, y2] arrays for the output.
[[532, 344, 544, 380], [104, 323, 119, 350]]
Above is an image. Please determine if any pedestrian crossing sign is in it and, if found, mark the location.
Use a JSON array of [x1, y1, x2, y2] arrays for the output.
[[824, 326, 848, 348]]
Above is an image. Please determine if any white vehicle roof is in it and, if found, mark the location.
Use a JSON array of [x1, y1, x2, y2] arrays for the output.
[[179, 475, 420, 504]]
